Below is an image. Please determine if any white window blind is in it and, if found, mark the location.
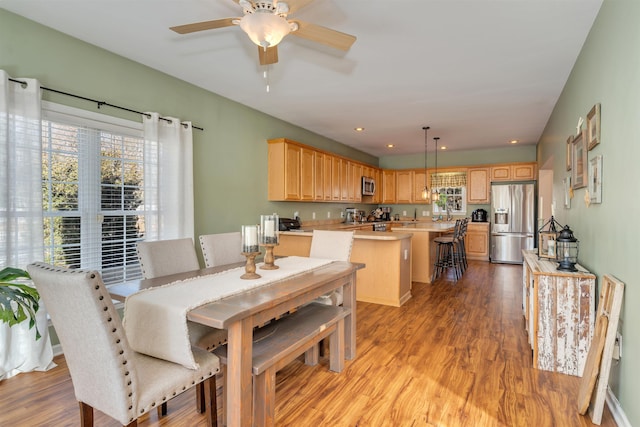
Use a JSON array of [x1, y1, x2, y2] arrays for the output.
[[41, 103, 148, 285]]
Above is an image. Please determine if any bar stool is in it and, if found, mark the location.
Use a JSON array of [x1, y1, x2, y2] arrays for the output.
[[432, 219, 464, 281], [456, 218, 469, 273]]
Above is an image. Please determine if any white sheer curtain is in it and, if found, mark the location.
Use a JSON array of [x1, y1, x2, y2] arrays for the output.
[[0, 70, 54, 380], [142, 112, 194, 241], [0, 70, 44, 266]]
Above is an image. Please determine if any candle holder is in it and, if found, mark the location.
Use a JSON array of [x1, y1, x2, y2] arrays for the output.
[[259, 213, 279, 270], [260, 244, 279, 270], [240, 251, 261, 279]]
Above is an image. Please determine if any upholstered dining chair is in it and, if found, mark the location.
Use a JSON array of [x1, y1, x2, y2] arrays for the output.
[[136, 238, 228, 416], [136, 237, 200, 279], [136, 238, 227, 351], [199, 232, 245, 268], [27, 262, 220, 427], [309, 230, 355, 305]]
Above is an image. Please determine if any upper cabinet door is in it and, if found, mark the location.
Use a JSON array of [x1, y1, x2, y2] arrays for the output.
[[491, 163, 537, 182], [300, 147, 315, 200], [382, 170, 396, 204], [491, 165, 511, 181], [467, 168, 490, 204], [512, 163, 536, 181], [395, 170, 414, 204]]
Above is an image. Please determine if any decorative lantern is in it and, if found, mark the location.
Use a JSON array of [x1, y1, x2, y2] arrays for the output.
[[537, 216, 562, 260], [556, 225, 579, 272]]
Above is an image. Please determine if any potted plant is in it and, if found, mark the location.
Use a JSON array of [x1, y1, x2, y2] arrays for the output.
[[0, 267, 41, 340]]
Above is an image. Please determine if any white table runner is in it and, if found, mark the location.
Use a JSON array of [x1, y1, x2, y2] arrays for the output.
[[123, 256, 333, 369]]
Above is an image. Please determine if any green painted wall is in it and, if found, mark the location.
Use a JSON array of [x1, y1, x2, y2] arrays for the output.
[[0, 9, 378, 239], [537, 1, 638, 424], [379, 144, 536, 169]]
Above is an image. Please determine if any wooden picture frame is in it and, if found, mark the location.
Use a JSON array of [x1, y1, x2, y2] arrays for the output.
[[563, 176, 571, 208], [587, 103, 601, 150], [571, 132, 587, 189], [589, 155, 602, 204], [566, 136, 573, 171]]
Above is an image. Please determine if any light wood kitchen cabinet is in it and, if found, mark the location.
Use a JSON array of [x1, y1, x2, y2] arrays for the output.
[[351, 162, 363, 202], [340, 159, 349, 201], [331, 156, 341, 201], [268, 137, 537, 204], [467, 167, 490, 204], [314, 151, 324, 201], [373, 168, 383, 204], [395, 170, 414, 203], [465, 222, 489, 261], [268, 138, 301, 200], [522, 250, 595, 376], [300, 147, 315, 200], [512, 163, 536, 180], [382, 170, 396, 204], [491, 162, 537, 182], [322, 153, 332, 201]]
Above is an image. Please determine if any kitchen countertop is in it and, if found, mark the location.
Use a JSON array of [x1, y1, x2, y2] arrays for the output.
[[279, 229, 412, 241], [391, 222, 456, 232]]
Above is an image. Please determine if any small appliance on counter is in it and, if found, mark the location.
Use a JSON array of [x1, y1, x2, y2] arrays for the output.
[[472, 209, 488, 222], [344, 207, 359, 223], [380, 207, 392, 221], [279, 217, 301, 231]]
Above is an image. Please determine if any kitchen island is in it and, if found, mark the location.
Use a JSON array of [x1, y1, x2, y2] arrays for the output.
[[390, 222, 456, 283], [274, 230, 412, 307]]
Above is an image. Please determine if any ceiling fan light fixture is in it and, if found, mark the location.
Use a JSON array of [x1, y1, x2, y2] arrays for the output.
[[239, 12, 292, 48]]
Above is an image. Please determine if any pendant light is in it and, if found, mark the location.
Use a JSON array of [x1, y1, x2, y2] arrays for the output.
[[421, 126, 430, 200], [431, 137, 440, 202]]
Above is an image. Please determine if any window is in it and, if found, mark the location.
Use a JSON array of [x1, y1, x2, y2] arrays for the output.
[[432, 186, 467, 215], [431, 172, 467, 216], [41, 102, 150, 285]]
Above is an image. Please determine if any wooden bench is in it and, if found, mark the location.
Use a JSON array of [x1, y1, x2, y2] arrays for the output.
[[213, 302, 349, 426]]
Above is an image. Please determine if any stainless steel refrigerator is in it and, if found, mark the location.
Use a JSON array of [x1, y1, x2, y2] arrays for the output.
[[490, 182, 535, 264]]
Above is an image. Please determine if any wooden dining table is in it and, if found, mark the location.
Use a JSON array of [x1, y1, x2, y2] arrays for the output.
[[109, 259, 363, 427]]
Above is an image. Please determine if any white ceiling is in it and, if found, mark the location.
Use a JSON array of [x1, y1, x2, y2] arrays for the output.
[[3, 0, 602, 157]]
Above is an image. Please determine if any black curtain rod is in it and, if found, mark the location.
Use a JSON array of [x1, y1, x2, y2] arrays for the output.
[[8, 78, 204, 131]]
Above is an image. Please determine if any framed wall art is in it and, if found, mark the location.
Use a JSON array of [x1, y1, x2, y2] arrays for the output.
[[589, 154, 602, 203], [587, 103, 601, 150], [572, 131, 587, 189], [566, 136, 573, 171], [563, 176, 571, 208]]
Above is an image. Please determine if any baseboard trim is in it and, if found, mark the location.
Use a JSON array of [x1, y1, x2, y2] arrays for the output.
[[607, 386, 631, 427], [52, 343, 63, 357]]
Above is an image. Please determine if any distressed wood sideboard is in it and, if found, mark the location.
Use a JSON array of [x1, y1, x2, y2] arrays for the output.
[[522, 250, 595, 376]]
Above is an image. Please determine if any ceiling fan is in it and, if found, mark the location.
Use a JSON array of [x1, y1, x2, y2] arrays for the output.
[[170, 0, 356, 65]]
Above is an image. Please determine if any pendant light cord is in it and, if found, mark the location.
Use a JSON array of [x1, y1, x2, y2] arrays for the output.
[[422, 126, 430, 189]]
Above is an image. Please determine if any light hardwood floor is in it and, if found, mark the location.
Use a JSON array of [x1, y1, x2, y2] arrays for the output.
[[0, 261, 616, 426]]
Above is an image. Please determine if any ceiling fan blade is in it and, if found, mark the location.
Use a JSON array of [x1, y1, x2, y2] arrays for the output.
[[170, 18, 238, 34], [258, 46, 279, 65], [291, 20, 356, 51]]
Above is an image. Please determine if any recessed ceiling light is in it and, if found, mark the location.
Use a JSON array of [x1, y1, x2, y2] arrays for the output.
[[386, 144, 394, 148], [510, 139, 519, 144], [440, 146, 447, 150], [354, 127, 365, 132]]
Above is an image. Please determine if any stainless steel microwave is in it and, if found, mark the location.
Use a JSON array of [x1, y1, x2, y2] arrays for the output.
[[361, 176, 375, 196]]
